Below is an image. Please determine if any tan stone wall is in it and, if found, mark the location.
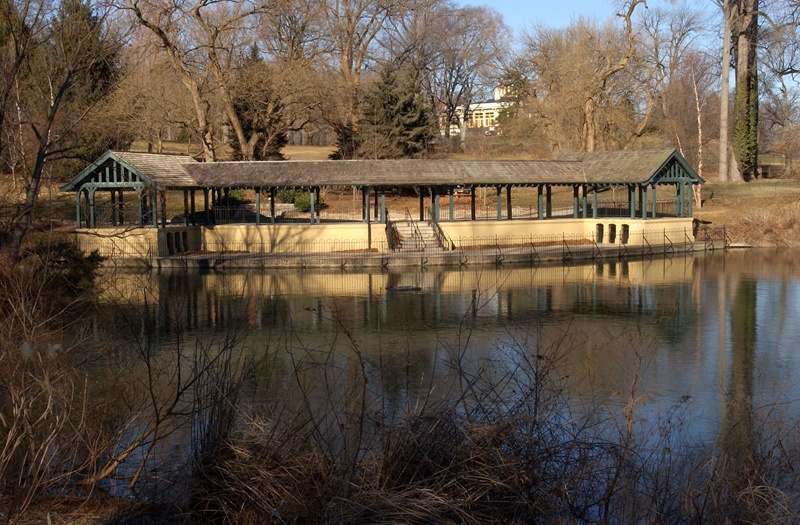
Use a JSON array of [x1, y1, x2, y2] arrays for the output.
[[75, 218, 693, 259], [439, 218, 694, 248], [200, 223, 388, 253], [75, 227, 160, 258]]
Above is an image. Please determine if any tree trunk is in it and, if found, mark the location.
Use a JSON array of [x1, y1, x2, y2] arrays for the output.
[[583, 97, 596, 152], [730, 0, 759, 182], [719, 2, 732, 183]]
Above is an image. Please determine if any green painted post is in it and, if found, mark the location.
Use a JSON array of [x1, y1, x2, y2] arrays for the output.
[[581, 186, 588, 218], [449, 190, 454, 221], [629, 185, 635, 219], [190, 190, 196, 225], [310, 190, 315, 224], [471, 188, 476, 220], [651, 185, 657, 218], [381, 192, 386, 223], [538, 185, 543, 220], [152, 189, 158, 227], [160, 191, 167, 227], [688, 184, 693, 215], [364, 186, 370, 223], [89, 187, 96, 228], [640, 186, 647, 219], [573, 186, 579, 218], [317, 188, 322, 224], [255, 188, 261, 225], [75, 191, 81, 228], [496, 186, 502, 220], [506, 186, 513, 220], [592, 186, 598, 219], [270, 187, 275, 223], [203, 189, 210, 225]]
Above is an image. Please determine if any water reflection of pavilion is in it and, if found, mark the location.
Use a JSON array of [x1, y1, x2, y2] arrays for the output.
[[100, 256, 697, 340]]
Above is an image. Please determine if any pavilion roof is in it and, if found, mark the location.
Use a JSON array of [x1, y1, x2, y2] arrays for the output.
[[61, 149, 703, 192]]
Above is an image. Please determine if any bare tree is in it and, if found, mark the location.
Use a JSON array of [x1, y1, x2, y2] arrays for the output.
[[415, 4, 507, 147], [520, 1, 645, 153], [3, 0, 120, 265], [122, 0, 219, 162], [318, 0, 408, 156]]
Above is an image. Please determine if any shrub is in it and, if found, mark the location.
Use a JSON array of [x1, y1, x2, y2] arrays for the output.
[[276, 188, 296, 204], [293, 192, 326, 213]]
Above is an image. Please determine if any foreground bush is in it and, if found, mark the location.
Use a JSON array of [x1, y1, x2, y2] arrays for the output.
[[2, 280, 800, 524]]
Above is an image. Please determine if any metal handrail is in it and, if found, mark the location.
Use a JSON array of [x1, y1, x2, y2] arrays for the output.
[[385, 216, 401, 250], [425, 206, 455, 251], [403, 208, 426, 250]]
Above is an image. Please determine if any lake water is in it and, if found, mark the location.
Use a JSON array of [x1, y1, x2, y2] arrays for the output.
[[95, 249, 800, 449]]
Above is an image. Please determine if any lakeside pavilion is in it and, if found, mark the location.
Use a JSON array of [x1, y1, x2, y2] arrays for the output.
[[60, 149, 704, 259]]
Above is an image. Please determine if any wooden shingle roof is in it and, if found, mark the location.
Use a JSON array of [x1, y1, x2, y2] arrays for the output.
[[63, 149, 703, 192], [60, 150, 198, 191], [184, 159, 586, 187], [111, 151, 198, 187]]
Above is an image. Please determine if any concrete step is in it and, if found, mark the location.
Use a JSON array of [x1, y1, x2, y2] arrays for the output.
[[392, 221, 443, 252]]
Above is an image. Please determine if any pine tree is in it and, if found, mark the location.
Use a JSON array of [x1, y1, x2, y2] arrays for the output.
[[357, 63, 435, 159]]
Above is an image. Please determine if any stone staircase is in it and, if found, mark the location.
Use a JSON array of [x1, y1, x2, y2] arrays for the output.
[[392, 220, 442, 252]]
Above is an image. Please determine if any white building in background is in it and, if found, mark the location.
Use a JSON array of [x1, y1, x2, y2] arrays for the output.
[[444, 87, 513, 136]]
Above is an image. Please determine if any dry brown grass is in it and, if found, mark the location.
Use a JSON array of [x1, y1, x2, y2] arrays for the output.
[[694, 180, 800, 246]]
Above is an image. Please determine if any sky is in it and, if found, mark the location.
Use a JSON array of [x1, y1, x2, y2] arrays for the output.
[[457, 1, 720, 37], [461, 0, 620, 34]]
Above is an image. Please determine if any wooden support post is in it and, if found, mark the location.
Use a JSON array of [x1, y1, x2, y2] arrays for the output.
[[255, 188, 261, 225]]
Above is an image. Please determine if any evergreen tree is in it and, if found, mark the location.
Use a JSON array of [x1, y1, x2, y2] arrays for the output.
[[47, 0, 126, 178], [329, 123, 360, 160], [357, 63, 435, 159], [229, 48, 287, 161], [4, 0, 122, 263]]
